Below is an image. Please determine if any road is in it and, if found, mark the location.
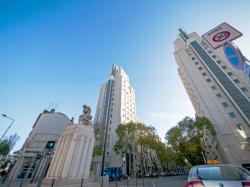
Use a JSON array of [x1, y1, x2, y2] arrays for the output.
[[109, 175, 188, 187], [1, 175, 188, 187]]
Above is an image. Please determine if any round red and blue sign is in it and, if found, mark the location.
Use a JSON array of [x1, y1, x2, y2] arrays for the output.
[[223, 42, 244, 70], [213, 31, 231, 42]]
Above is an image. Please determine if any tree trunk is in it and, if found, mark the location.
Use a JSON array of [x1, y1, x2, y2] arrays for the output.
[[149, 150, 158, 172]]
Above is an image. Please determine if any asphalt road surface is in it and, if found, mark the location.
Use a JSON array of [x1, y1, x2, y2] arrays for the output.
[[109, 175, 188, 187]]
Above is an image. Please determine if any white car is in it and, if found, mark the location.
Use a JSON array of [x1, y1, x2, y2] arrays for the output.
[[186, 164, 250, 187]]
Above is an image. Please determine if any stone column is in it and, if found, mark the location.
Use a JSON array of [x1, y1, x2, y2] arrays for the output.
[[42, 123, 95, 186]]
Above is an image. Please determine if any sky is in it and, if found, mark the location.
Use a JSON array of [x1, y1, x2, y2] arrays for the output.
[[1, 0, 250, 152]]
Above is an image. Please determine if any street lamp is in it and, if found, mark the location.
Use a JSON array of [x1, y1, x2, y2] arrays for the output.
[[0, 114, 15, 142]]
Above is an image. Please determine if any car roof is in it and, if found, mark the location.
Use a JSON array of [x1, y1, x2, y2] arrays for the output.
[[191, 164, 243, 169]]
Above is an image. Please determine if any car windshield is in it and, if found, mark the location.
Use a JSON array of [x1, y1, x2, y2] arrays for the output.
[[197, 166, 250, 181]]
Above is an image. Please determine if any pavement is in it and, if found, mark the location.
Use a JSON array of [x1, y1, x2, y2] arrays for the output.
[[1, 175, 188, 187], [109, 175, 188, 187]]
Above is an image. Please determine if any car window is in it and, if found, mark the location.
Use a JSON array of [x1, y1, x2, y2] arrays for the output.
[[198, 166, 250, 180], [190, 168, 197, 179]]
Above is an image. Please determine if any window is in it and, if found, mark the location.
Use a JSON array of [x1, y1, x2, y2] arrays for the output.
[[217, 60, 222, 64], [241, 87, 248, 93], [216, 93, 222, 98], [208, 50, 212, 53], [211, 85, 216, 90], [234, 79, 240, 84], [190, 168, 197, 178], [222, 102, 228, 108], [202, 72, 207, 76], [227, 72, 233, 76], [229, 112, 236, 118], [198, 166, 250, 181], [206, 79, 211, 83], [195, 62, 199, 65], [198, 67, 202, 70], [192, 57, 195, 60], [190, 41, 250, 122], [212, 55, 216, 58]]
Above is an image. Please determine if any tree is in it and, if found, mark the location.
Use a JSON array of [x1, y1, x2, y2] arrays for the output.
[[92, 123, 104, 157], [139, 125, 161, 172], [0, 133, 20, 156], [0, 141, 10, 156], [165, 116, 216, 166], [114, 122, 137, 176]]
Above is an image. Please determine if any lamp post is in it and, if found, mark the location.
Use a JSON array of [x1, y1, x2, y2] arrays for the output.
[[0, 114, 15, 142]]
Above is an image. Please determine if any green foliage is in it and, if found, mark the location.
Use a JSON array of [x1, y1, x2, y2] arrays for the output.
[[114, 122, 137, 154], [93, 123, 105, 156], [165, 116, 216, 166], [115, 122, 178, 173], [93, 146, 103, 157], [0, 141, 10, 156], [0, 133, 20, 156]]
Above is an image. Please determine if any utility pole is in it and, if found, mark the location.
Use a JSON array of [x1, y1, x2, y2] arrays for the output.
[[0, 114, 15, 142]]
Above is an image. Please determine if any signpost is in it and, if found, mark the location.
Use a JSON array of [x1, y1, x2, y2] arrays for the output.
[[202, 22, 242, 49], [223, 42, 244, 70], [203, 22, 250, 84], [223, 41, 250, 83]]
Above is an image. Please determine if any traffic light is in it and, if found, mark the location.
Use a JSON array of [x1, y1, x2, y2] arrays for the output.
[[45, 141, 55, 149]]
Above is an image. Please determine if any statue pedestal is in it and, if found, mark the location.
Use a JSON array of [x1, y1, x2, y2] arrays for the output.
[[42, 124, 96, 186]]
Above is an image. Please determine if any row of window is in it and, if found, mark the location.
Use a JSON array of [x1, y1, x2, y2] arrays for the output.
[[197, 43, 248, 143], [199, 44, 249, 95], [208, 49, 249, 95], [190, 46, 238, 120]]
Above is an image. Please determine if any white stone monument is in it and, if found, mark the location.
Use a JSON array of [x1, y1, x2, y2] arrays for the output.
[[41, 105, 101, 187]]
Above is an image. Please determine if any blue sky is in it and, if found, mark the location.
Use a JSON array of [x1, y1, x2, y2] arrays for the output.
[[1, 0, 250, 151]]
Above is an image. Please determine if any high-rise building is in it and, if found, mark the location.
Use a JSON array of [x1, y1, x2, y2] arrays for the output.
[[92, 64, 137, 175], [173, 28, 250, 165]]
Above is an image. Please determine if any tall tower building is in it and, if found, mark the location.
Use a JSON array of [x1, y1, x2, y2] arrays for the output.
[[93, 64, 137, 175], [173, 28, 250, 165]]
